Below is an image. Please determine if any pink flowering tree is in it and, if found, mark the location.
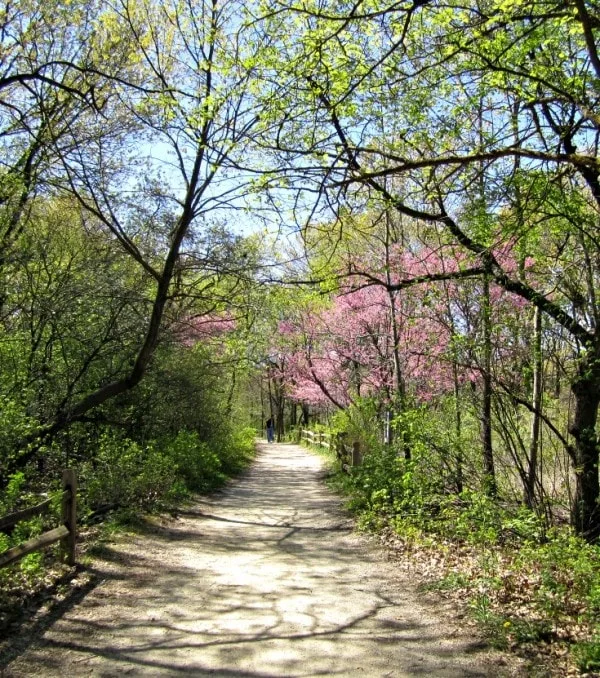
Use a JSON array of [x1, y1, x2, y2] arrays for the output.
[[274, 235, 540, 495]]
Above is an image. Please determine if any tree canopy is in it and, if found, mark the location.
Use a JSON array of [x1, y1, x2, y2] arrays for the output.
[[1, 0, 600, 544]]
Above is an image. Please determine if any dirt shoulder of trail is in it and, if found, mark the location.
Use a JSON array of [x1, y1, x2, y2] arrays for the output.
[[0, 443, 530, 677]]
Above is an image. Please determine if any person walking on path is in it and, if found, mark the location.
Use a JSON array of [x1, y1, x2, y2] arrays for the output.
[[266, 417, 275, 442]]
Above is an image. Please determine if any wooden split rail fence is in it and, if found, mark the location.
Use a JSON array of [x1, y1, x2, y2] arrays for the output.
[[0, 470, 77, 569], [300, 429, 362, 472], [300, 429, 331, 450]]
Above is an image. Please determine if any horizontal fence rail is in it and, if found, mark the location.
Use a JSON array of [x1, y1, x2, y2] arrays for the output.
[[300, 429, 331, 449], [300, 429, 362, 472], [0, 469, 77, 569], [0, 497, 53, 533]]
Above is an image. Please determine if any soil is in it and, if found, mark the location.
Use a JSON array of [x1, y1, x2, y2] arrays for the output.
[[0, 442, 526, 677]]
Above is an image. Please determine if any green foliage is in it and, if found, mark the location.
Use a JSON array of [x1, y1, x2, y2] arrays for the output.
[[437, 491, 503, 545], [330, 398, 381, 451], [330, 399, 448, 531], [83, 433, 178, 511], [572, 635, 600, 673], [18, 551, 44, 577], [0, 513, 47, 580], [11, 516, 43, 545], [326, 399, 600, 670], [80, 424, 257, 515], [161, 430, 225, 493], [517, 530, 600, 624], [432, 571, 472, 592], [470, 598, 554, 652], [469, 594, 509, 650], [0, 472, 28, 514], [0, 399, 39, 482], [500, 506, 547, 544], [217, 427, 257, 476]]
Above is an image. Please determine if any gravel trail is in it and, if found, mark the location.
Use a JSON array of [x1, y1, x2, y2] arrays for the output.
[[3, 442, 521, 677]]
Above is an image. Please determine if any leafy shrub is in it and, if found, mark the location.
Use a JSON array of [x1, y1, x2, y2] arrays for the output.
[[325, 397, 600, 672], [438, 490, 503, 544], [0, 513, 47, 580], [0, 472, 27, 514], [328, 399, 448, 531], [162, 430, 225, 493], [517, 529, 600, 623], [82, 424, 256, 513], [0, 396, 39, 481], [217, 426, 256, 475], [84, 433, 177, 511]]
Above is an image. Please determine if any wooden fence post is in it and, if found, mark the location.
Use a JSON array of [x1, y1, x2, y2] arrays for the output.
[[61, 469, 77, 566]]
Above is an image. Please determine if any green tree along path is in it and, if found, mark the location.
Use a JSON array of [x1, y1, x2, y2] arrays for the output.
[[2, 444, 520, 677], [256, 0, 600, 540]]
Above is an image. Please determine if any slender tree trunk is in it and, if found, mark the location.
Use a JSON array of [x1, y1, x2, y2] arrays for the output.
[[383, 210, 410, 456], [276, 388, 285, 442], [388, 289, 411, 458], [267, 374, 274, 419], [525, 306, 542, 507], [290, 402, 297, 427], [225, 366, 236, 418], [389, 291, 405, 404], [260, 379, 265, 431], [453, 359, 463, 494], [442, 277, 463, 494], [481, 273, 496, 495]]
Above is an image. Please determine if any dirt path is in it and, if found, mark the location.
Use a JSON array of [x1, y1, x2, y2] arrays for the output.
[[3, 442, 522, 677]]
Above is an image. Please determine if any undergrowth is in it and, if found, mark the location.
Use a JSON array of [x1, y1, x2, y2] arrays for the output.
[[316, 417, 600, 677]]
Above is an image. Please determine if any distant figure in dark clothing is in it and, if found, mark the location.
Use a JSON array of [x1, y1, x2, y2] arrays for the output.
[[266, 417, 275, 443]]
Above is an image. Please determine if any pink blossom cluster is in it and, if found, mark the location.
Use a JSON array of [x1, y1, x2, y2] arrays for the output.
[[273, 242, 533, 409], [175, 314, 237, 348]]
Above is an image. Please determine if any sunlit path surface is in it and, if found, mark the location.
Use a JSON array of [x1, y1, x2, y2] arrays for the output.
[[3, 443, 516, 677]]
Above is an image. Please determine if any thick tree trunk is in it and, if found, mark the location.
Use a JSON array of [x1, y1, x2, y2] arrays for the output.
[[301, 404, 309, 427], [569, 351, 600, 540]]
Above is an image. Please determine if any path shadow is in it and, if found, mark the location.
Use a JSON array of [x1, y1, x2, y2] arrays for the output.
[[2, 443, 498, 677]]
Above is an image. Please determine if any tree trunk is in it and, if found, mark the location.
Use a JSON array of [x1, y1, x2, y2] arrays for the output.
[[276, 394, 285, 442], [453, 359, 463, 494], [301, 404, 309, 427], [290, 402, 297, 427], [267, 373, 274, 417], [524, 306, 542, 508], [569, 350, 600, 540], [481, 273, 496, 495], [383, 212, 409, 458]]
